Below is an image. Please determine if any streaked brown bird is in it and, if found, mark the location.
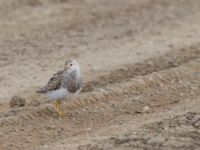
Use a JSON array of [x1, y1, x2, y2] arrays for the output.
[[36, 60, 83, 117]]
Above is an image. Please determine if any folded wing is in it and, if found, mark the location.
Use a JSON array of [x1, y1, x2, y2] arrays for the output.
[[36, 69, 64, 94]]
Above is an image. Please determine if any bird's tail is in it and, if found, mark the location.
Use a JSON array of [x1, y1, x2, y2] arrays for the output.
[[36, 87, 47, 94]]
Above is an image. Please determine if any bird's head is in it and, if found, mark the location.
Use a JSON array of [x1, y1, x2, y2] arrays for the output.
[[64, 59, 80, 72]]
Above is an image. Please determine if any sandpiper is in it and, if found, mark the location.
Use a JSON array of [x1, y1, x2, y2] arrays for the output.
[[36, 60, 83, 117]]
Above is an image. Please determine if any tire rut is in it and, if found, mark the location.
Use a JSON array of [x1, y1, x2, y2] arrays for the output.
[[83, 43, 200, 92]]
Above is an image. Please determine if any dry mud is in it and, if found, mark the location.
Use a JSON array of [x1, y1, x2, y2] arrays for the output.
[[0, 0, 200, 150]]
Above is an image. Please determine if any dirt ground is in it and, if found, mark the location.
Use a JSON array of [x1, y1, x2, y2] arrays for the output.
[[0, 0, 200, 149]]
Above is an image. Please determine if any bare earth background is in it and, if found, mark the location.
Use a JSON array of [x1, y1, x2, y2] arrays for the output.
[[0, 0, 200, 149]]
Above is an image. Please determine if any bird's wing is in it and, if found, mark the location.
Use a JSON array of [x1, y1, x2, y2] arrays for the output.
[[36, 69, 65, 93]]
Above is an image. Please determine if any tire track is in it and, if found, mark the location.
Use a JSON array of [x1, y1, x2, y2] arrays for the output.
[[82, 43, 200, 92]]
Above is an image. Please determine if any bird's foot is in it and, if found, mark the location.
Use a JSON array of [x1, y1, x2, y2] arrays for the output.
[[57, 109, 65, 118]]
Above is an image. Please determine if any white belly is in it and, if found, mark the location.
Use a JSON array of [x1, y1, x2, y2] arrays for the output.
[[47, 88, 73, 100]]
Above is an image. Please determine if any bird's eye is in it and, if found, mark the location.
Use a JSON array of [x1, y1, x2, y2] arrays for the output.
[[70, 63, 73, 66]]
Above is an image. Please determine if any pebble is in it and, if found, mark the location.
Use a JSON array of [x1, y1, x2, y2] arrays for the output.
[[142, 106, 150, 113], [9, 96, 26, 107]]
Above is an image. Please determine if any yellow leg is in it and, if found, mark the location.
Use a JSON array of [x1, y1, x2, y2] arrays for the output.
[[54, 100, 65, 118], [57, 100, 65, 117]]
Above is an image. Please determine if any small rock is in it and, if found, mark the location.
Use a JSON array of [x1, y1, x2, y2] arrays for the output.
[[10, 96, 26, 107], [147, 135, 166, 144], [142, 106, 150, 113], [28, 100, 41, 106]]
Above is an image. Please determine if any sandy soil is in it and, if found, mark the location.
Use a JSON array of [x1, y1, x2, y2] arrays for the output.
[[0, 0, 200, 149]]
